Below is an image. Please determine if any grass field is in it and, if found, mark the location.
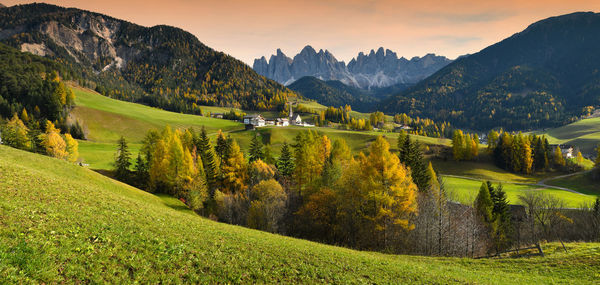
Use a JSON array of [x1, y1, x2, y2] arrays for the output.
[[443, 176, 597, 207], [72, 86, 244, 143], [541, 116, 600, 156], [1, 145, 599, 284], [71, 86, 450, 170], [433, 159, 551, 184], [545, 172, 600, 197]]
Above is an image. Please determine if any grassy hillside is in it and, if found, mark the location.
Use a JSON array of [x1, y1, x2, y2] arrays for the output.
[[443, 176, 596, 207], [72, 86, 244, 143], [1, 145, 599, 284], [545, 172, 600, 197], [541, 116, 600, 155], [71, 86, 448, 170]]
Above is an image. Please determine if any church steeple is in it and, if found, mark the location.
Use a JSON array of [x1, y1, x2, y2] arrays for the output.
[[289, 103, 293, 118]]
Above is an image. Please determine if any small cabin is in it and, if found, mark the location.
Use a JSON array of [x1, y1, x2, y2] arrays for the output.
[[276, 118, 289, 127], [210, 113, 224, 119]]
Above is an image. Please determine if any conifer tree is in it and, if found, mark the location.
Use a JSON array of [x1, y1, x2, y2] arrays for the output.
[[249, 132, 264, 162], [197, 127, 218, 195], [114, 136, 131, 181], [475, 182, 494, 224], [276, 142, 294, 177], [134, 153, 149, 189], [489, 183, 512, 252]]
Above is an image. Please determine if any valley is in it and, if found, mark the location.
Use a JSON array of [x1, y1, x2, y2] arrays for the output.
[[1, 2, 600, 283]]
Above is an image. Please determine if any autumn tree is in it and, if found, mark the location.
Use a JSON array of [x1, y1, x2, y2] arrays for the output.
[[1, 114, 30, 150], [247, 179, 287, 233], [360, 136, 418, 248], [41, 121, 67, 160], [64, 133, 78, 163]]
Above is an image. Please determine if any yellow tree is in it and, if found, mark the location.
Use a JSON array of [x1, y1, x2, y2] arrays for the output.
[[41, 121, 67, 159], [576, 151, 584, 164], [452, 130, 464, 161], [64, 133, 79, 163], [2, 114, 30, 150], [553, 146, 565, 167], [360, 136, 418, 248], [222, 141, 247, 194], [522, 138, 533, 174]]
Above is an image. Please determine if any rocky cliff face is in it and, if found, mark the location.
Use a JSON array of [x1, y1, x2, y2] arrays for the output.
[[253, 45, 452, 89]]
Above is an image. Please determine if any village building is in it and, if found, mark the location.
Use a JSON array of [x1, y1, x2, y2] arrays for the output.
[[243, 114, 265, 127], [210, 113, 224, 119], [276, 118, 289, 126]]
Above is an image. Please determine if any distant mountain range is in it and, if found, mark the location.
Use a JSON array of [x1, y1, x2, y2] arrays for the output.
[[253, 46, 452, 89], [380, 12, 600, 131], [0, 3, 291, 113]]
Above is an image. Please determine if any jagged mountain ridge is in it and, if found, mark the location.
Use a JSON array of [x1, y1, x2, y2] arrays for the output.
[[253, 46, 452, 89], [0, 3, 292, 112]]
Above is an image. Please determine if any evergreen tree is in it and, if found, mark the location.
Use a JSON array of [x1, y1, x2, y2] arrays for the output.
[[489, 183, 512, 252], [475, 182, 494, 224], [114, 136, 131, 181], [214, 130, 231, 165], [249, 133, 264, 162], [196, 127, 218, 195], [397, 130, 408, 155], [134, 153, 149, 188], [276, 142, 294, 177]]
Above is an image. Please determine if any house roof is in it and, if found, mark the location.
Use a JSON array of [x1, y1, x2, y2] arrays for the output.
[[244, 114, 264, 119], [291, 114, 301, 120]]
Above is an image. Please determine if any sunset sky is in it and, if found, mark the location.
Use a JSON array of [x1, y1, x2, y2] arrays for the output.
[[4, 0, 600, 65]]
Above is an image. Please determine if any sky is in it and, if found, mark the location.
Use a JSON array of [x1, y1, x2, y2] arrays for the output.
[[4, 0, 600, 65]]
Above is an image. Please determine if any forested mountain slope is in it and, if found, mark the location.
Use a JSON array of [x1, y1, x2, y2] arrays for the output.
[[0, 3, 294, 113], [381, 12, 600, 131]]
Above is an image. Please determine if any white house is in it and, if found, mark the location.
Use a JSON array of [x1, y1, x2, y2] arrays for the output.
[[243, 114, 265, 127], [276, 118, 289, 126]]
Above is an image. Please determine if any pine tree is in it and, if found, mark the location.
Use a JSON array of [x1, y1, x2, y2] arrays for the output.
[[276, 142, 294, 177], [197, 127, 218, 195], [408, 140, 431, 192], [214, 130, 230, 165], [249, 133, 264, 162], [489, 183, 512, 252], [134, 153, 149, 189], [475, 182, 493, 224], [114, 136, 131, 181]]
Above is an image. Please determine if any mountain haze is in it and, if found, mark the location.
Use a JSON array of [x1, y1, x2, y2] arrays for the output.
[[254, 46, 451, 89], [381, 12, 600, 131]]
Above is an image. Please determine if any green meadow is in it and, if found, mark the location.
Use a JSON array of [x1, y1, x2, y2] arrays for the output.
[[1, 145, 599, 284]]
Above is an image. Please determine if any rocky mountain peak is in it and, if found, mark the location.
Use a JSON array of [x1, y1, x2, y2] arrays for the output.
[[254, 46, 452, 89]]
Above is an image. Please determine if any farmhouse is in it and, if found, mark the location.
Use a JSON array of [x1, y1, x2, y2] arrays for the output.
[[243, 114, 265, 127], [276, 118, 289, 126]]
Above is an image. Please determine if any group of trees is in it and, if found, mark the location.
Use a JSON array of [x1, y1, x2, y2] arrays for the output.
[[1, 115, 78, 162], [394, 113, 454, 138], [488, 131, 582, 174], [451, 130, 479, 161], [474, 182, 512, 254]]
